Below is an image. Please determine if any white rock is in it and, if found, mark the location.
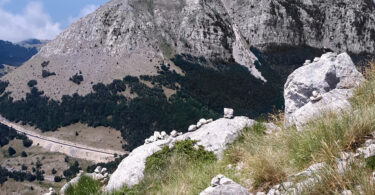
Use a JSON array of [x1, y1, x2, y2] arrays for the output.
[[101, 168, 107, 174], [256, 192, 266, 195], [170, 130, 178, 137], [188, 124, 198, 132], [199, 118, 207, 124], [200, 174, 250, 195], [94, 166, 102, 174], [149, 135, 157, 142], [313, 57, 320, 62], [161, 131, 167, 139], [207, 119, 213, 123], [358, 144, 375, 158], [224, 108, 234, 119], [153, 131, 161, 139], [284, 53, 364, 128], [197, 122, 203, 128], [106, 117, 254, 192], [341, 190, 353, 195], [267, 189, 280, 195]]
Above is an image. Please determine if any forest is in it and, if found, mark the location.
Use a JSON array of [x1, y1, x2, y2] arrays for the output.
[[0, 53, 298, 151]]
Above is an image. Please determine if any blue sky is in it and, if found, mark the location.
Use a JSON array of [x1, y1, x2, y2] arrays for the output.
[[0, 0, 109, 42]]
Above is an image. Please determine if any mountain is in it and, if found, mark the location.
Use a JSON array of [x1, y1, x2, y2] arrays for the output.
[[17, 39, 50, 51], [0, 0, 374, 150], [0, 40, 38, 67]]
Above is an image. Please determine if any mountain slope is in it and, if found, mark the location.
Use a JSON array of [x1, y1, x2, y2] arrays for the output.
[[0, 40, 38, 67], [0, 0, 374, 151], [3, 0, 375, 101]]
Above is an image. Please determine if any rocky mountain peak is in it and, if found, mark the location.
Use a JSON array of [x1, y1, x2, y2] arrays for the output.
[[1, 0, 375, 100]]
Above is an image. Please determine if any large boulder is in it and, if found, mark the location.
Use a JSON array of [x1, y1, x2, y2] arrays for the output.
[[284, 52, 364, 128], [200, 174, 249, 195], [105, 116, 254, 192]]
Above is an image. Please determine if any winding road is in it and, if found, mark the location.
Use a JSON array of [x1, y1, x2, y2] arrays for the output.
[[0, 115, 126, 163]]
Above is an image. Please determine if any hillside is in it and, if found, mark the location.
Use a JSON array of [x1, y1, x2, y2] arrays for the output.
[[63, 53, 375, 195], [0, 40, 38, 67], [0, 0, 374, 152]]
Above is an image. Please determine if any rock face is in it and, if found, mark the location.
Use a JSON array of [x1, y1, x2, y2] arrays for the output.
[[284, 52, 364, 127], [200, 174, 249, 195], [106, 116, 254, 191], [2, 0, 375, 100]]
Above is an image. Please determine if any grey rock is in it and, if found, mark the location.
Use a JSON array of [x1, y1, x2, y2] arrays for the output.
[[284, 53, 364, 128], [200, 174, 249, 195], [170, 130, 178, 137], [3, 0, 375, 100], [106, 116, 254, 191], [188, 124, 198, 132], [224, 108, 234, 119], [341, 190, 353, 195]]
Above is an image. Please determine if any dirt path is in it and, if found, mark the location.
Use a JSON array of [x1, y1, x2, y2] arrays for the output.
[[0, 116, 126, 163]]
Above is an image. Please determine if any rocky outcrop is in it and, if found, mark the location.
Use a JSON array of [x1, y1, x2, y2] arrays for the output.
[[106, 110, 255, 192], [2, 0, 375, 100], [60, 167, 110, 194], [284, 52, 364, 128], [200, 174, 249, 195]]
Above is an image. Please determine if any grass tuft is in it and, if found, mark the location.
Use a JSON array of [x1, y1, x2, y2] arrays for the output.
[[65, 175, 102, 195]]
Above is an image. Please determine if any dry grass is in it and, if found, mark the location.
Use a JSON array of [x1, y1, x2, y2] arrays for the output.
[[96, 62, 375, 194]]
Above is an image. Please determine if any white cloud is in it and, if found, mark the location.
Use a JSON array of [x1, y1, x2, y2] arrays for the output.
[[68, 4, 99, 24], [0, 1, 61, 42]]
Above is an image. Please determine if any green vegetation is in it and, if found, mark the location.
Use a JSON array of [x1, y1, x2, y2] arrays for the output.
[[41, 61, 49, 68], [0, 165, 37, 184], [66, 175, 102, 195], [115, 140, 220, 194], [0, 52, 319, 151], [27, 80, 37, 88], [0, 122, 32, 147], [42, 70, 56, 78], [63, 161, 81, 180], [110, 62, 375, 194], [70, 74, 84, 85]]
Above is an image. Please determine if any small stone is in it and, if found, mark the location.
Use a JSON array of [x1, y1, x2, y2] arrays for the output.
[[94, 166, 102, 174], [199, 118, 207, 124], [256, 192, 266, 195], [267, 189, 280, 195], [153, 131, 161, 139], [210, 174, 225, 187], [188, 125, 198, 132], [101, 168, 107, 174], [197, 122, 203, 128], [224, 108, 234, 119], [206, 119, 213, 123], [161, 131, 167, 139], [341, 190, 353, 195], [313, 57, 320, 62], [170, 130, 178, 137], [149, 135, 157, 142]]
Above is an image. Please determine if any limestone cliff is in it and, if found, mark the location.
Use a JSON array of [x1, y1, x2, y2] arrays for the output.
[[1, 0, 375, 100]]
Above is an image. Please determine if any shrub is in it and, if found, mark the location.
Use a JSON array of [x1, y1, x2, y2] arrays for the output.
[[69, 74, 84, 85], [145, 140, 216, 173], [65, 175, 101, 195], [54, 176, 62, 182], [8, 147, 16, 156], [51, 168, 57, 175], [21, 151, 27, 157], [63, 161, 81, 180], [42, 70, 56, 78], [41, 61, 50, 68], [22, 139, 33, 148], [27, 80, 37, 88]]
